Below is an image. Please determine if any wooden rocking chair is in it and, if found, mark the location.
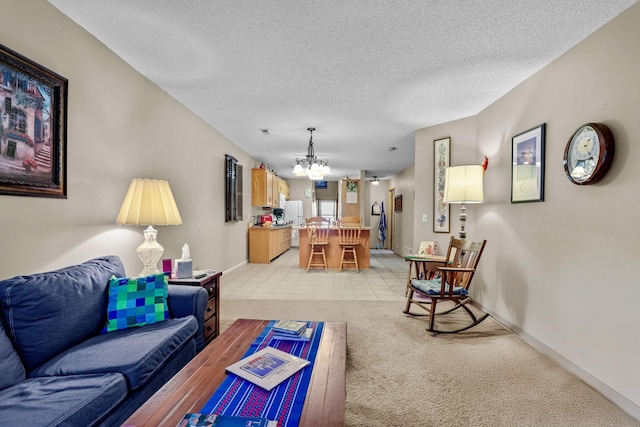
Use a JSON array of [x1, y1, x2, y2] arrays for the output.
[[403, 236, 488, 333]]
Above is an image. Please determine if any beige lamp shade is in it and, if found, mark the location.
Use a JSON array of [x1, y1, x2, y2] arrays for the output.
[[116, 179, 182, 226], [443, 165, 484, 204]]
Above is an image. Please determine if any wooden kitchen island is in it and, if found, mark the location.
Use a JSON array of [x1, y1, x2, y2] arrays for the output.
[[298, 227, 370, 270]]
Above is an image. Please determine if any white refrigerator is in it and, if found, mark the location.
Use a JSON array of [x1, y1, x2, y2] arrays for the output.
[[284, 200, 304, 247]]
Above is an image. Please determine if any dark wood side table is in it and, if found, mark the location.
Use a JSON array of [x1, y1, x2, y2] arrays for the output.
[[169, 271, 222, 346]]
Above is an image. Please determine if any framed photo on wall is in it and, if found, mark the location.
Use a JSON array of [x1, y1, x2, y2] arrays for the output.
[[511, 124, 545, 203], [433, 137, 450, 232], [0, 44, 68, 198], [371, 202, 381, 216], [394, 195, 402, 212]]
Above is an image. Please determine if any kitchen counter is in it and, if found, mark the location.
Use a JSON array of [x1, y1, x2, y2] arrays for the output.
[[298, 227, 370, 270], [291, 225, 373, 230], [248, 225, 292, 263]]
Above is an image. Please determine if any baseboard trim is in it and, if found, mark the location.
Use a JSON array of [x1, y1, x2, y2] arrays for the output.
[[473, 301, 640, 421], [223, 259, 248, 276]]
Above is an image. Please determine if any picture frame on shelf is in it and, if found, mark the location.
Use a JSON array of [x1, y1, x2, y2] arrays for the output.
[[433, 137, 450, 232], [0, 44, 68, 198], [417, 241, 438, 257], [511, 124, 546, 203]]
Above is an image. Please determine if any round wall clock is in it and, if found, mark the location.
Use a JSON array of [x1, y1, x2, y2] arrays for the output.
[[563, 123, 615, 185]]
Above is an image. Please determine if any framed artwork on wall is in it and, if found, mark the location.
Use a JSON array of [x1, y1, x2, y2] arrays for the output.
[[511, 124, 546, 203], [371, 201, 381, 215], [394, 195, 402, 212], [433, 137, 450, 232], [0, 44, 68, 198]]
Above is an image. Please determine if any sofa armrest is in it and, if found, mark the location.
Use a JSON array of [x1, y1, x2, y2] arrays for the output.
[[167, 285, 208, 352]]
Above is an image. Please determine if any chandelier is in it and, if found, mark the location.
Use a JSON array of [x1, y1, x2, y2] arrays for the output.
[[292, 127, 330, 180]]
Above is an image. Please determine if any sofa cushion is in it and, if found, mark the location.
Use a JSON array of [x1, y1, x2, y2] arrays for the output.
[[31, 316, 198, 390], [0, 320, 25, 391], [0, 256, 125, 371], [0, 373, 127, 427], [102, 273, 169, 333]]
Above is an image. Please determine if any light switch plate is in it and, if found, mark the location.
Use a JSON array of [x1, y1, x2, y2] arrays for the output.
[[422, 213, 427, 222]]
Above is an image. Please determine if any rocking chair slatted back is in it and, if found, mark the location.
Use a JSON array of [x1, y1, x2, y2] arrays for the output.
[[442, 238, 485, 295]]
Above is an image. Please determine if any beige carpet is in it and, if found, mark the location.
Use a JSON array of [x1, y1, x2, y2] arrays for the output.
[[221, 299, 638, 427]]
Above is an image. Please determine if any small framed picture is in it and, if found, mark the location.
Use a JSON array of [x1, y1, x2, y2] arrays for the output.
[[418, 241, 438, 256], [511, 124, 546, 203], [394, 195, 402, 212], [371, 202, 381, 216]]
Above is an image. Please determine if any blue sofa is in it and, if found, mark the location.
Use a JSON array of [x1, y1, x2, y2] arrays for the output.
[[0, 255, 208, 427]]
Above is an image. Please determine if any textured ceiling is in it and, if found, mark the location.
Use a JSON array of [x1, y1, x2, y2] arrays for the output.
[[48, 0, 637, 180]]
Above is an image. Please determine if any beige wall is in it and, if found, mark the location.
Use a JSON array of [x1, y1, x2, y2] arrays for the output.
[[286, 178, 315, 221], [413, 3, 640, 416], [414, 116, 478, 248], [388, 163, 415, 255], [0, 0, 257, 277]]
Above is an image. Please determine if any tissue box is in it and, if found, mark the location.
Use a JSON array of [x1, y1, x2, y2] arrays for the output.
[[174, 259, 193, 279]]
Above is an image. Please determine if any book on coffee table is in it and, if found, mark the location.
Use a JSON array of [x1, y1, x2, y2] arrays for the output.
[[273, 328, 313, 342], [272, 320, 307, 336], [176, 413, 275, 426], [225, 346, 311, 391]]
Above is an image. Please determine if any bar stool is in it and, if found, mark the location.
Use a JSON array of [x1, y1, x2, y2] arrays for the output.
[[338, 216, 361, 272], [306, 216, 330, 272]]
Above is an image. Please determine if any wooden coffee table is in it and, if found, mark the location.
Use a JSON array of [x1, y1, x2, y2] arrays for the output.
[[124, 318, 347, 427]]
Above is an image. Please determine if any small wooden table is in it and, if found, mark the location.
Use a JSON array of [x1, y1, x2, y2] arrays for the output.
[[169, 271, 222, 346], [123, 319, 347, 427]]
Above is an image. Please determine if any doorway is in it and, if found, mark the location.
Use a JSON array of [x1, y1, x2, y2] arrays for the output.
[[387, 187, 395, 253]]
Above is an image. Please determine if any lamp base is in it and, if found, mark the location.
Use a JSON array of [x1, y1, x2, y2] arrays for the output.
[[136, 225, 164, 277], [458, 204, 467, 240]]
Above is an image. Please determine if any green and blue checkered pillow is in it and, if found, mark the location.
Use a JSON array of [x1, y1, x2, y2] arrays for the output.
[[101, 273, 169, 334]]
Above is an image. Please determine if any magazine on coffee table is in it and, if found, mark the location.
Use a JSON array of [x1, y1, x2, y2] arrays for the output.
[[273, 328, 313, 342], [225, 346, 311, 391]]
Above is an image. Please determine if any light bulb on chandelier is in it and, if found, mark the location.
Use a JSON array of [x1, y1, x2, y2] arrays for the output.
[[292, 127, 330, 180]]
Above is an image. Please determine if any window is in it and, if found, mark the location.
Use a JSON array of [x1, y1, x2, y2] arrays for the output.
[[225, 155, 243, 222], [10, 108, 26, 132], [317, 199, 337, 220]]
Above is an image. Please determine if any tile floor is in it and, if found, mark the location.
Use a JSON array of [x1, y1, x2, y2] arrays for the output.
[[221, 248, 409, 301]]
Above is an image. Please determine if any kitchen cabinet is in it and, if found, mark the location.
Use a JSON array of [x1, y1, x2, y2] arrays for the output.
[[252, 168, 289, 207], [278, 177, 290, 200], [249, 225, 292, 263]]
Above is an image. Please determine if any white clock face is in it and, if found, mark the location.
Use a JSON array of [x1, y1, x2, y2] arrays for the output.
[[567, 126, 599, 182]]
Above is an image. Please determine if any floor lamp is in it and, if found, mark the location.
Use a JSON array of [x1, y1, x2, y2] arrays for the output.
[[117, 179, 182, 276], [443, 165, 484, 239]]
